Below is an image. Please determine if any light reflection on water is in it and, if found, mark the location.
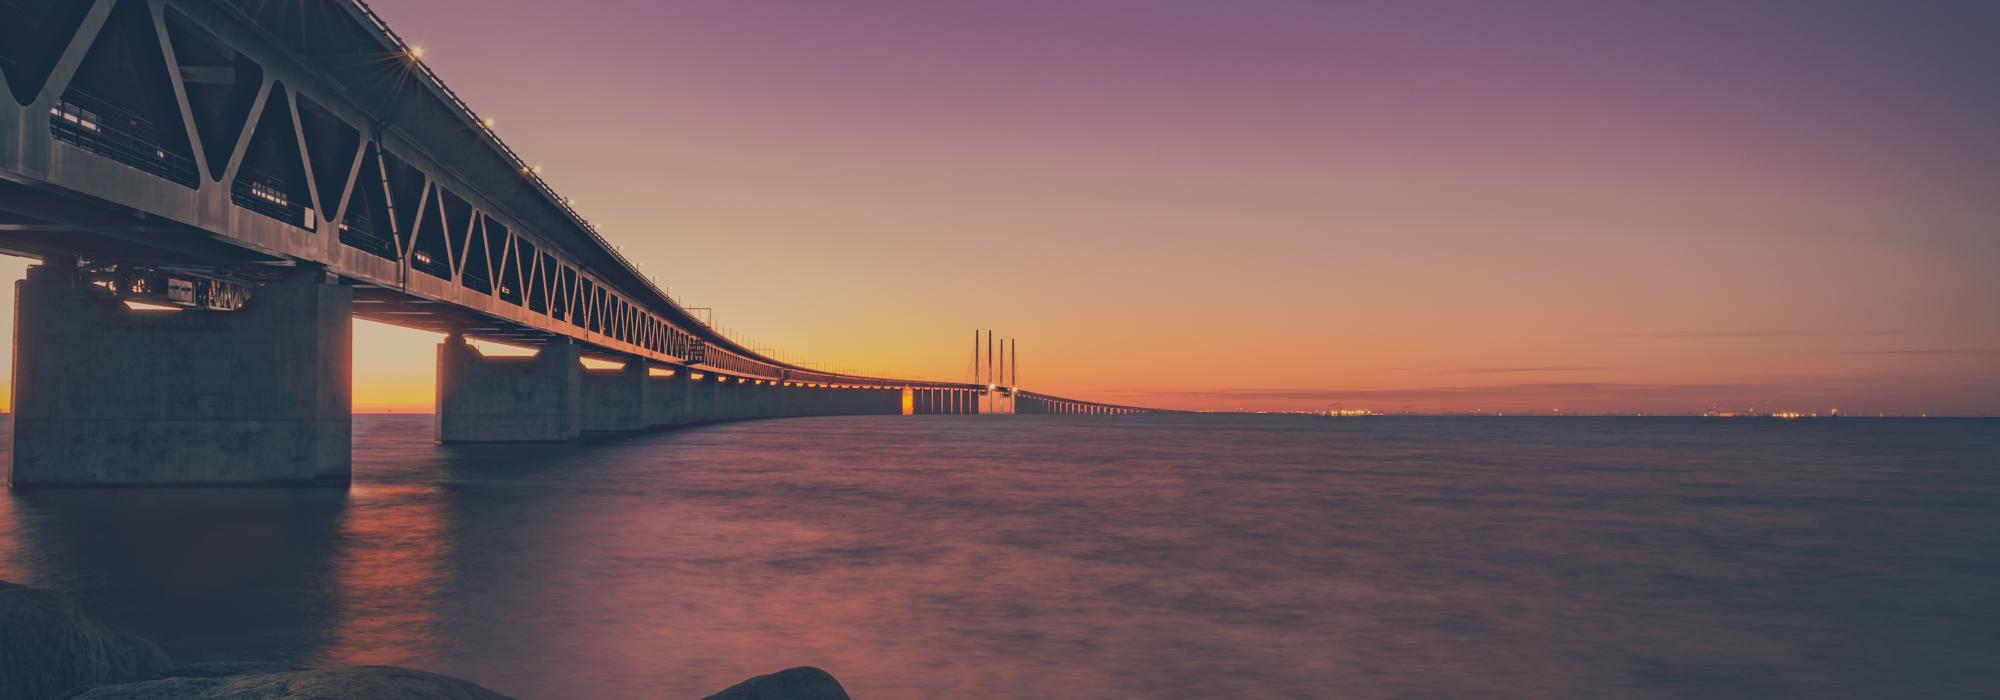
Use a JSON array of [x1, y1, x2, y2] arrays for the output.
[[3, 415, 1998, 698]]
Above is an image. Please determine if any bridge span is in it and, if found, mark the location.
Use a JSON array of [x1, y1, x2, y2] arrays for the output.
[[0, 0, 1158, 486]]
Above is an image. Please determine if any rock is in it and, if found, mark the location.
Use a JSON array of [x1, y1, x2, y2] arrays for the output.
[[702, 667, 851, 700], [73, 665, 518, 700], [155, 661, 309, 679], [0, 579, 173, 700]]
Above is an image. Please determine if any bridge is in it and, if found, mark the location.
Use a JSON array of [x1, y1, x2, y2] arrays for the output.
[[0, 0, 1157, 487]]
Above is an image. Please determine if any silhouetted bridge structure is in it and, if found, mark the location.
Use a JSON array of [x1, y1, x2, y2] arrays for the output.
[[0, 0, 1157, 486]]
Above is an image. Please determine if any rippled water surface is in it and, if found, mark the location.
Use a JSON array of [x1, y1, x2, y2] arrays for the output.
[[3, 415, 1998, 698]]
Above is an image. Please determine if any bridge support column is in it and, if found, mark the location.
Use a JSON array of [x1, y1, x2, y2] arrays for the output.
[[720, 378, 746, 420], [10, 265, 352, 486], [437, 334, 581, 442], [647, 370, 692, 427], [775, 383, 797, 417], [707, 376, 726, 422], [750, 381, 775, 418], [582, 361, 650, 432]]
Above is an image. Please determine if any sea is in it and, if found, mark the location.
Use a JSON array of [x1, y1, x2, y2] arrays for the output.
[[3, 414, 1997, 699]]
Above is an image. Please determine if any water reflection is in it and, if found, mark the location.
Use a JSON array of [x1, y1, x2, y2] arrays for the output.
[[322, 481, 450, 668], [0, 415, 458, 669], [1, 485, 348, 664]]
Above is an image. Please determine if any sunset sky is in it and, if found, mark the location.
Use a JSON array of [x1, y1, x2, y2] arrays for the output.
[[5, 0, 1998, 414]]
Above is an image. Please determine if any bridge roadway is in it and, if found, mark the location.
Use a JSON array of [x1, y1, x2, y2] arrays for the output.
[[0, 0, 1155, 486]]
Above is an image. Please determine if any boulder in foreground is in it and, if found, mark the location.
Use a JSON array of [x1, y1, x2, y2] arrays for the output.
[[702, 666, 851, 700], [0, 579, 173, 700], [73, 665, 518, 700]]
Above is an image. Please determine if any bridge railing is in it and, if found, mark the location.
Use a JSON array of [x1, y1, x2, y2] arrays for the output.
[[47, 88, 200, 189]]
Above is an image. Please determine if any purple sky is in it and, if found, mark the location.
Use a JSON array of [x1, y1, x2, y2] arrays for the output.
[[331, 0, 2000, 413], [15, 0, 1991, 413]]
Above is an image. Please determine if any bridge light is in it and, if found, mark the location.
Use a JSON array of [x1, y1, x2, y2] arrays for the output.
[[481, 117, 496, 129], [531, 165, 544, 175], [407, 45, 427, 60], [123, 300, 182, 312]]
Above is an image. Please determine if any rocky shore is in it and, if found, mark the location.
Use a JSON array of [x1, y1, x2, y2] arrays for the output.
[[2, 580, 849, 700]]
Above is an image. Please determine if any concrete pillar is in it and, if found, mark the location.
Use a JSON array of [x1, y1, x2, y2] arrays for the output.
[[437, 334, 581, 442], [729, 378, 753, 419], [713, 378, 735, 421], [759, 381, 784, 418], [776, 383, 797, 417], [10, 265, 352, 486], [723, 377, 746, 420], [647, 370, 692, 427], [687, 373, 717, 424], [735, 381, 753, 420], [750, 381, 769, 418], [708, 376, 732, 421], [581, 360, 649, 432]]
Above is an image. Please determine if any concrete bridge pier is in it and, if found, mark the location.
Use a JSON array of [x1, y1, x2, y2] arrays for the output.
[[746, 381, 772, 418], [582, 361, 650, 432], [704, 375, 727, 422], [646, 370, 692, 427], [756, 380, 785, 418], [437, 334, 582, 442], [774, 383, 798, 417], [725, 378, 752, 420], [711, 375, 736, 421], [9, 264, 353, 486]]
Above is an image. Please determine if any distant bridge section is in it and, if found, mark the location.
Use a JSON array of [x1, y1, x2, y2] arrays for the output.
[[0, 0, 1161, 487], [1014, 391, 1158, 416]]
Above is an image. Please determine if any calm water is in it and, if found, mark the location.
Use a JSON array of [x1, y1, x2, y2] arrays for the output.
[[3, 415, 1997, 698]]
